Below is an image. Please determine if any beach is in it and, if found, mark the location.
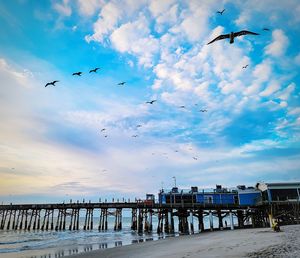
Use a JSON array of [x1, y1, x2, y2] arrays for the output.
[[69, 225, 300, 258]]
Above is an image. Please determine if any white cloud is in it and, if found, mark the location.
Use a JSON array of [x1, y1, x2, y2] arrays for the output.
[[152, 79, 162, 90], [252, 60, 272, 83], [84, 0, 148, 43], [0, 58, 33, 88], [243, 60, 272, 96], [288, 107, 300, 116], [259, 80, 281, 97], [234, 0, 300, 27], [53, 0, 72, 16], [148, 0, 176, 18], [77, 0, 104, 16], [295, 53, 300, 66], [194, 81, 211, 101], [265, 29, 289, 57], [110, 15, 159, 67], [85, 2, 122, 43], [234, 11, 250, 26], [280, 101, 288, 107], [218, 80, 244, 95], [154, 63, 171, 80], [169, 1, 215, 42], [154, 4, 178, 33], [277, 83, 295, 101], [237, 139, 278, 154]]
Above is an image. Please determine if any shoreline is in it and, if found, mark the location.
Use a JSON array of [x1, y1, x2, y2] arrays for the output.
[[68, 225, 300, 258]]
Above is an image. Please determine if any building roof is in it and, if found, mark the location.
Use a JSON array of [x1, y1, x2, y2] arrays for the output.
[[257, 182, 300, 191]]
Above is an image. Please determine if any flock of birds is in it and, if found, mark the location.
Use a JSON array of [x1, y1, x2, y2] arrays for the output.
[[44, 8, 271, 168], [207, 9, 266, 45]]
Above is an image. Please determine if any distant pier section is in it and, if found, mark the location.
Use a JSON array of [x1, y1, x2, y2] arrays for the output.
[[1, 182, 299, 233]]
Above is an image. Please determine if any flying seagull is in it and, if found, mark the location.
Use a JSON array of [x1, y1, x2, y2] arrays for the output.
[[132, 135, 138, 138], [146, 100, 156, 104], [136, 125, 142, 128], [100, 128, 106, 132], [193, 157, 198, 160], [89, 68, 100, 73], [199, 109, 207, 112], [263, 28, 270, 31], [45, 80, 59, 87], [118, 82, 126, 86], [72, 72, 82, 76], [216, 9, 225, 15], [179, 105, 185, 108], [207, 30, 259, 45], [242, 64, 249, 69]]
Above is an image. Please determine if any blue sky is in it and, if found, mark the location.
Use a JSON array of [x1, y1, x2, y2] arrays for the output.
[[0, 0, 299, 204]]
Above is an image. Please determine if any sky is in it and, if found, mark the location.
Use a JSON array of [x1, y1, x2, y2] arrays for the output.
[[0, 0, 300, 204]]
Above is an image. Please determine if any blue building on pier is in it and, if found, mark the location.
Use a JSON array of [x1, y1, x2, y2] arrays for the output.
[[159, 184, 261, 206]]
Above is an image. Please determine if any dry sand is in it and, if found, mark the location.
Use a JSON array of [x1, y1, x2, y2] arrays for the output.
[[70, 225, 300, 258]]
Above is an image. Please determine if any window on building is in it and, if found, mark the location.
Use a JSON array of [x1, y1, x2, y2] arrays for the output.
[[270, 188, 298, 201], [204, 195, 213, 204]]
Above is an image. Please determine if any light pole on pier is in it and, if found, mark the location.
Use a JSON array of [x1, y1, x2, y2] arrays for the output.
[[172, 176, 176, 188]]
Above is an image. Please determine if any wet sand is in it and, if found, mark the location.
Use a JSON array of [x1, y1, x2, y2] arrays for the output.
[[69, 225, 300, 258]]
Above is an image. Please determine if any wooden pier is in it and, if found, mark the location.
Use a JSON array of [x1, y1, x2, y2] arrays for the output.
[[1, 201, 297, 233]]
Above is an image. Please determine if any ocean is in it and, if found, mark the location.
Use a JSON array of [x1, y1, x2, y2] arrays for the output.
[[0, 214, 237, 258]]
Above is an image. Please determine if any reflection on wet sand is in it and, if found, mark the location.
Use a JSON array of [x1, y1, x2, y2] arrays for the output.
[[114, 241, 122, 247], [98, 243, 108, 249], [27, 233, 177, 258]]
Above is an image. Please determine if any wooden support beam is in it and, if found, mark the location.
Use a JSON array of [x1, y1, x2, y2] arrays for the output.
[[131, 208, 137, 230], [6, 210, 12, 230]]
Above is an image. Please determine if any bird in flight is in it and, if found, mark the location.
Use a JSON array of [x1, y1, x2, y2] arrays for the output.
[[199, 109, 207, 112], [72, 72, 82, 76], [132, 135, 138, 137], [104, 135, 108, 138], [207, 30, 259, 45], [193, 157, 198, 160], [179, 105, 185, 108], [216, 9, 225, 15], [146, 100, 157, 104], [89, 68, 100, 73], [136, 125, 142, 128], [242, 64, 249, 69], [101, 128, 106, 132], [118, 82, 126, 86], [45, 81, 59, 87], [263, 28, 270, 31], [45, 80, 59, 87]]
